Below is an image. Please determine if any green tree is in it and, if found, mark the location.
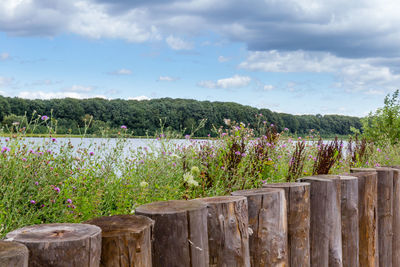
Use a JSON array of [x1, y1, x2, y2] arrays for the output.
[[362, 89, 400, 144]]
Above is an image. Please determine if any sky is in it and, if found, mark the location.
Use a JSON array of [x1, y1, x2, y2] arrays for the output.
[[1, 0, 400, 117]]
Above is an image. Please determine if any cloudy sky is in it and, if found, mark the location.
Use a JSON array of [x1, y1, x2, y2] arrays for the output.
[[1, 0, 400, 116]]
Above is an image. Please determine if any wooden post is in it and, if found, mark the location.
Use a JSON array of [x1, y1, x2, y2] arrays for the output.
[[5, 223, 101, 267], [197, 196, 250, 267], [231, 188, 288, 267], [389, 166, 400, 267], [338, 175, 359, 267], [350, 169, 378, 267], [262, 182, 310, 267], [0, 240, 29, 267], [375, 167, 394, 267], [135, 200, 209, 267], [85, 214, 154, 267], [298, 176, 342, 267]]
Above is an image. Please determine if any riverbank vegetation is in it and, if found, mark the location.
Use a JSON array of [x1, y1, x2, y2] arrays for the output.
[[0, 91, 399, 237], [0, 95, 361, 137]]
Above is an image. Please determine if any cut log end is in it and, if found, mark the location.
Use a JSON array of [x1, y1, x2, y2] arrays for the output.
[[135, 199, 206, 214], [262, 181, 311, 188], [198, 195, 246, 204], [231, 187, 284, 196]]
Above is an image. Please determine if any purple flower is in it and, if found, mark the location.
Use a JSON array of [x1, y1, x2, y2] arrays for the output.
[[41, 115, 48, 120], [377, 148, 382, 152], [22, 158, 27, 161], [139, 159, 144, 164], [185, 135, 190, 139], [35, 181, 39, 186], [30, 200, 36, 204], [54, 187, 60, 193], [67, 199, 73, 204], [89, 151, 94, 156], [284, 128, 289, 131], [121, 125, 127, 129], [51, 138, 57, 143], [270, 123, 274, 127], [235, 151, 241, 156], [241, 153, 247, 157], [172, 162, 176, 167], [1, 147, 10, 153]]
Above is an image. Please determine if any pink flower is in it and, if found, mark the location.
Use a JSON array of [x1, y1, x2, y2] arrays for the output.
[[30, 200, 36, 204], [22, 158, 27, 161], [41, 115, 48, 120], [121, 125, 127, 129], [67, 199, 72, 204], [89, 151, 94, 156], [54, 187, 60, 193], [51, 138, 57, 143], [377, 148, 382, 152], [1, 147, 10, 153], [235, 151, 241, 156]]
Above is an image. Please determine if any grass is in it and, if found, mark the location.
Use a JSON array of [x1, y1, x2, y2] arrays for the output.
[[0, 120, 398, 238]]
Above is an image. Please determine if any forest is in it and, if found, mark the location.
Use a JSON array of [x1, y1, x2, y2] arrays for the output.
[[0, 95, 362, 137]]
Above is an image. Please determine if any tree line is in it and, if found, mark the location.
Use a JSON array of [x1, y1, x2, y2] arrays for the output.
[[0, 95, 362, 137]]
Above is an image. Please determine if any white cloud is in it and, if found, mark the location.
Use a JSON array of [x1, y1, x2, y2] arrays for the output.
[[158, 76, 178, 82], [239, 50, 400, 95], [198, 75, 251, 89], [63, 85, 93, 92], [0, 52, 10, 60], [166, 35, 193, 50], [263, 85, 274, 91], [218, 56, 230, 62], [17, 90, 108, 99], [110, 68, 132, 75], [128, 95, 151, 101]]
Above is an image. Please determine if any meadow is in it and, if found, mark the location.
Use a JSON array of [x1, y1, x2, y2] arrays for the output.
[[0, 116, 399, 238]]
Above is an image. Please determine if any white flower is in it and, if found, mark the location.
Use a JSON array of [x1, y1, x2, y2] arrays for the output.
[[183, 172, 199, 187], [140, 181, 149, 188]]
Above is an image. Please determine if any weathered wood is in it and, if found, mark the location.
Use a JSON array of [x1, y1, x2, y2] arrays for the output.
[[350, 169, 378, 267], [262, 182, 310, 267], [6, 223, 101, 267], [231, 188, 288, 267], [375, 167, 394, 267], [338, 175, 359, 267], [298, 176, 342, 267], [135, 200, 209, 267], [85, 214, 154, 267], [197, 196, 250, 267], [0, 240, 29, 267], [389, 166, 400, 267]]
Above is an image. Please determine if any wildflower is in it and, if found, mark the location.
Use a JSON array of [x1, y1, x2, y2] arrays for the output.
[[221, 132, 228, 137], [51, 138, 57, 143], [377, 148, 382, 152], [22, 158, 27, 161], [284, 128, 289, 131], [67, 199, 73, 204], [30, 200, 36, 204], [140, 181, 149, 188], [1, 147, 10, 153], [89, 151, 94, 156], [191, 166, 200, 176], [235, 151, 241, 156], [54, 187, 60, 193], [41, 115, 48, 120], [172, 162, 176, 167], [270, 123, 274, 127], [242, 153, 247, 157], [183, 172, 199, 187], [281, 144, 287, 148], [139, 159, 144, 164], [121, 125, 127, 129], [375, 163, 381, 167]]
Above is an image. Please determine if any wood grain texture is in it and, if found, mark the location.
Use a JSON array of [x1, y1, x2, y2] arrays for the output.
[[338, 176, 359, 267], [198, 196, 250, 267], [298, 176, 343, 267], [389, 167, 400, 267], [85, 214, 154, 267], [135, 199, 209, 267], [6, 223, 102, 267], [350, 169, 378, 267], [232, 188, 288, 267], [0, 240, 29, 267], [263, 182, 310, 267]]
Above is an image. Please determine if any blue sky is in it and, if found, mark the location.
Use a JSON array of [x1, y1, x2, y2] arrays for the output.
[[1, 0, 400, 117]]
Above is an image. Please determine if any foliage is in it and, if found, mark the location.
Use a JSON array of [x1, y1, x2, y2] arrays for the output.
[[362, 90, 400, 145], [0, 96, 362, 137]]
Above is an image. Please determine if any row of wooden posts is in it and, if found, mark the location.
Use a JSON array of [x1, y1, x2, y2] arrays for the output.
[[1, 167, 399, 266]]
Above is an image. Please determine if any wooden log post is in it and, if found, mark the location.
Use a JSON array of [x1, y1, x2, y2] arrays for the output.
[[298, 176, 342, 267], [262, 182, 310, 267], [197, 196, 250, 267], [0, 240, 29, 267], [352, 167, 394, 267], [5, 223, 102, 267], [231, 188, 288, 267], [135, 200, 209, 267], [349, 169, 378, 267], [389, 166, 400, 267], [338, 175, 359, 267], [85, 214, 154, 267]]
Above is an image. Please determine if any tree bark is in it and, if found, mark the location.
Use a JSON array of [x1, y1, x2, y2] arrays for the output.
[[262, 182, 310, 267], [375, 167, 394, 267], [197, 196, 250, 267], [338, 176, 359, 267], [5, 223, 101, 267], [231, 188, 288, 267], [349, 169, 378, 267], [135, 199, 209, 267], [0, 240, 29, 267], [389, 166, 400, 267], [85, 214, 154, 267], [298, 176, 343, 267]]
